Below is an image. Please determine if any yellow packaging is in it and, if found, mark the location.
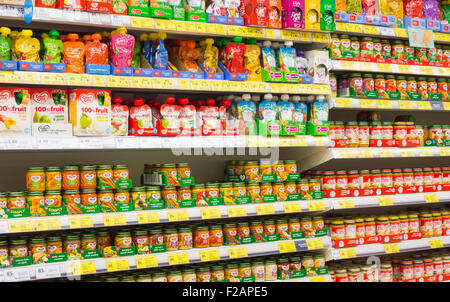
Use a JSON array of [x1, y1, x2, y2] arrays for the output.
[[15, 30, 40, 62], [198, 38, 219, 73], [379, 0, 403, 28], [244, 39, 262, 82], [305, 0, 321, 31]]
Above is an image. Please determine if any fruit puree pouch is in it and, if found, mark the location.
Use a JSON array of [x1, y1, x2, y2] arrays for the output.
[[113, 0, 128, 13], [200, 99, 220, 132], [153, 32, 168, 69], [177, 98, 196, 131], [347, 0, 362, 14], [279, 41, 296, 72], [225, 36, 246, 73], [31, 88, 68, 123], [85, 33, 108, 65], [308, 98, 329, 125], [292, 96, 307, 124], [277, 94, 294, 125], [128, 0, 148, 7], [111, 97, 128, 136], [132, 34, 141, 68], [129, 98, 154, 134], [404, 0, 423, 18], [362, 0, 377, 15], [57, 0, 86, 9], [42, 30, 63, 63], [295, 50, 307, 74], [198, 38, 219, 72], [258, 94, 277, 122], [169, 40, 202, 72], [110, 27, 135, 68], [261, 41, 277, 71], [16, 30, 41, 62], [244, 38, 262, 81], [36, 0, 57, 8], [268, 0, 282, 28], [0, 27, 11, 61], [423, 0, 438, 19], [160, 97, 181, 130], [206, 0, 225, 15], [139, 34, 150, 64], [237, 95, 256, 122], [10, 31, 20, 60], [148, 33, 158, 66], [63, 33, 85, 73]]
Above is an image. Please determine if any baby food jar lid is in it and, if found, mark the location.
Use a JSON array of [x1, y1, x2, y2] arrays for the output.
[[131, 187, 145, 191], [361, 37, 372, 41], [407, 76, 416, 80], [429, 77, 436, 82], [288, 218, 300, 223], [11, 239, 26, 245], [196, 226, 209, 231], [97, 165, 113, 170], [81, 189, 96, 193], [64, 235, 80, 240], [113, 165, 128, 169], [28, 167, 44, 171], [31, 238, 45, 243], [178, 228, 191, 232], [80, 165, 96, 170], [97, 188, 113, 193], [47, 236, 62, 242], [116, 232, 131, 237], [27, 191, 43, 196], [81, 233, 96, 239], [176, 163, 189, 167], [340, 34, 349, 39], [418, 77, 427, 81], [46, 190, 61, 195], [197, 267, 210, 272], [350, 36, 359, 41], [382, 121, 392, 126], [263, 220, 274, 224], [9, 192, 25, 196], [63, 166, 79, 170], [162, 164, 176, 167], [152, 272, 166, 277], [386, 75, 395, 79], [145, 186, 160, 191], [46, 166, 61, 171], [219, 183, 232, 187], [224, 223, 237, 228], [64, 190, 80, 194]]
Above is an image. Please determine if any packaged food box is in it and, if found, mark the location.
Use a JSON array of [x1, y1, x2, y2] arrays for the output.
[[0, 87, 31, 136], [69, 89, 111, 136], [304, 50, 331, 84], [30, 88, 68, 123]]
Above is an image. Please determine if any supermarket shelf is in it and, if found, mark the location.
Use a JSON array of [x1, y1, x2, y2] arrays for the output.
[[332, 60, 450, 77], [0, 236, 332, 281], [0, 135, 330, 151], [331, 97, 450, 111], [0, 6, 330, 45], [327, 235, 450, 261], [0, 200, 332, 235], [330, 191, 450, 210], [0, 70, 331, 95], [270, 274, 332, 282], [335, 23, 450, 45]]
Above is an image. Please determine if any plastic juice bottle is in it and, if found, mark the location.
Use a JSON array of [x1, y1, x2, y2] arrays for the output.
[[129, 98, 153, 134], [177, 98, 196, 131], [244, 38, 262, 81], [200, 99, 220, 132], [261, 41, 277, 71], [63, 33, 85, 73], [85, 33, 108, 65], [225, 36, 246, 73], [279, 41, 296, 72], [199, 38, 219, 72], [111, 97, 129, 136], [16, 29, 41, 62], [153, 32, 168, 70], [292, 96, 307, 125], [110, 27, 135, 68], [258, 94, 277, 123], [42, 30, 63, 63], [277, 94, 294, 125], [160, 97, 181, 130], [132, 34, 141, 68], [0, 27, 11, 61]]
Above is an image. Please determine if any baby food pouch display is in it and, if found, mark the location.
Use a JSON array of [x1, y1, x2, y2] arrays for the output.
[[279, 41, 299, 82], [206, 0, 225, 15], [132, 34, 141, 68], [268, 0, 282, 28], [379, 0, 404, 27], [57, 0, 87, 9], [42, 30, 63, 63], [10, 30, 20, 61], [168, 40, 202, 72], [153, 32, 168, 70], [362, 0, 377, 15], [236, 94, 257, 135], [85, 33, 108, 65], [150, 0, 173, 18], [159, 97, 181, 135], [320, 0, 335, 31], [69, 89, 111, 136], [295, 50, 308, 75], [127, 0, 150, 16], [304, 50, 330, 84], [261, 41, 282, 82], [257, 93, 279, 136], [306, 95, 329, 136], [63, 33, 85, 73], [112, 0, 128, 14], [170, 0, 186, 20], [129, 98, 155, 136], [241, 0, 268, 26], [225, 36, 246, 73], [282, 0, 305, 29], [111, 97, 128, 136], [30, 88, 68, 123], [16, 30, 40, 62], [346, 0, 362, 14], [185, 0, 207, 22], [177, 98, 198, 135], [0, 27, 11, 61], [278, 94, 298, 135], [0, 87, 31, 136], [86, 0, 113, 13], [110, 27, 135, 68], [225, 0, 241, 16], [36, 0, 57, 8], [404, 0, 423, 18], [218, 99, 235, 134], [244, 38, 261, 81], [292, 95, 307, 134], [304, 0, 321, 31], [200, 99, 221, 135], [198, 38, 219, 72]]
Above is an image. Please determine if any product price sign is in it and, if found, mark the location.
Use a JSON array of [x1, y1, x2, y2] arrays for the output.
[[175, 21, 190, 33], [189, 79, 210, 91], [68, 216, 94, 229], [394, 28, 408, 38], [23, 72, 39, 84], [264, 28, 276, 39], [362, 25, 379, 35], [195, 22, 208, 33], [106, 258, 130, 272], [429, 238, 444, 249], [278, 241, 296, 253], [397, 64, 412, 74], [41, 73, 66, 85], [311, 32, 329, 43], [345, 23, 362, 33], [168, 252, 189, 265], [154, 18, 176, 31], [226, 25, 241, 37], [103, 214, 127, 226], [416, 101, 432, 110], [283, 201, 302, 213], [336, 22, 346, 31], [167, 209, 189, 222], [137, 212, 160, 224], [397, 100, 413, 110], [215, 24, 227, 35], [307, 200, 325, 211], [298, 31, 311, 42], [8, 220, 34, 233], [248, 27, 265, 38], [135, 255, 158, 269], [439, 148, 450, 156], [0, 71, 11, 83], [335, 98, 352, 108], [152, 78, 173, 90], [200, 207, 221, 220], [377, 63, 392, 73], [424, 193, 439, 203], [378, 196, 394, 206], [384, 243, 400, 254], [228, 246, 248, 259], [379, 148, 395, 158], [199, 249, 220, 262], [177, 79, 190, 90], [359, 99, 376, 109], [340, 60, 355, 70], [339, 248, 356, 259], [418, 149, 434, 157], [306, 238, 324, 250], [209, 80, 226, 91], [338, 199, 355, 209], [247, 81, 267, 93], [400, 149, 416, 157], [280, 30, 299, 41], [71, 261, 96, 275], [10, 72, 23, 83], [35, 217, 61, 231], [227, 206, 247, 218], [67, 74, 90, 86], [255, 204, 275, 215], [91, 75, 106, 87], [309, 276, 326, 282], [358, 148, 373, 158], [376, 99, 392, 109], [337, 149, 356, 158], [419, 66, 433, 75], [443, 102, 450, 111]]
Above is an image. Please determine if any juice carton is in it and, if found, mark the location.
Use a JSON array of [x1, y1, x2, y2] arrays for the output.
[[267, 0, 281, 28], [282, 0, 305, 29], [304, 0, 321, 31], [241, 0, 268, 26], [63, 33, 85, 73], [149, 0, 173, 18], [257, 93, 279, 136], [30, 88, 68, 123], [129, 98, 156, 136], [236, 94, 256, 135], [306, 95, 329, 136], [292, 95, 307, 134], [0, 87, 31, 136], [69, 89, 112, 136], [244, 38, 262, 82], [159, 97, 181, 136], [111, 97, 129, 136], [110, 27, 135, 68], [200, 99, 221, 135], [278, 94, 298, 135], [304, 50, 330, 84], [185, 0, 207, 22], [177, 98, 199, 136]]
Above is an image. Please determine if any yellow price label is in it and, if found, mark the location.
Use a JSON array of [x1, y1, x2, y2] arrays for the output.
[[8, 220, 34, 233], [268, 83, 284, 93], [68, 216, 93, 229], [71, 261, 96, 276], [379, 149, 395, 158], [168, 252, 189, 265], [346, 23, 362, 33], [442, 102, 450, 111], [154, 18, 176, 30], [278, 241, 296, 253], [358, 149, 373, 158], [91, 75, 105, 87], [400, 150, 416, 157], [66, 74, 91, 86], [228, 246, 248, 259], [152, 77, 174, 89], [384, 243, 400, 254], [175, 21, 190, 32], [298, 32, 311, 42], [23, 72, 38, 84], [418, 149, 434, 157], [377, 99, 392, 109], [337, 149, 356, 158], [41, 73, 66, 85], [130, 77, 151, 88], [377, 63, 392, 73], [338, 199, 355, 209], [419, 66, 433, 75], [306, 238, 324, 250], [35, 217, 61, 231], [307, 200, 325, 211], [137, 211, 160, 224], [339, 248, 356, 259], [398, 100, 413, 110], [199, 249, 220, 262], [335, 98, 352, 108], [227, 206, 247, 218], [336, 22, 346, 31], [429, 238, 444, 249], [359, 99, 376, 108], [340, 60, 356, 69], [394, 28, 408, 37], [255, 204, 275, 215], [167, 209, 189, 222], [190, 79, 211, 91], [215, 24, 227, 35], [280, 30, 299, 40], [378, 196, 394, 206], [130, 16, 153, 28], [9, 72, 23, 83], [247, 81, 267, 93], [440, 148, 450, 156], [416, 101, 432, 110], [309, 276, 326, 282], [200, 207, 221, 219], [135, 255, 158, 269], [103, 214, 127, 226], [106, 258, 130, 272], [195, 22, 207, 33], [227, 25, 242, 36], [424, 193, 439, 203], [210, 80, 227, 91], [397, 64, 411, 73], [362, 25, 379, 35], [178, 78, 190, 90], [106, 76, 119, 87], [265, 28, 276, 39], [283, 202, 302, 213], [311, 32, 329, 43], [0, 71, 12, 82]]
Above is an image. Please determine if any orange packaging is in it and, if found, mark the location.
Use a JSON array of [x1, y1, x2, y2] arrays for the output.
[[85, 33, 108, 65], [284, 182, 297, 196], [63, 33, 86, 73], [273, 161, 287, 181], [260, 161, 273, 176], [245, 162, 261, 183], [81, 190, 97, 205], [272, 183, 287, 201], [162, 186, 178, 208], [284, 160, 297, 175], [176, 163, 191, 179], [260, 183, 273, 197], [209, 226, 223, 247], [246, 184, 262, 203], [268, 0, 282, 28], [80, 166, 97, 189], [62, 166, 80, 190]]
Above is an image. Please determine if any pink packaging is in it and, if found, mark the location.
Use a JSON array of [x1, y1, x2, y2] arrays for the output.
[[282, 0, 305, 29], [110, 27, 135, 68]]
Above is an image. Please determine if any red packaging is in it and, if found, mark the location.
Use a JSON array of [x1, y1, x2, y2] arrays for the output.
[[267, 0, 282, 28], [36, 0, 57, 8], [86, 0, 112, 13], [129, 98, 156, 136], [85, 33, 108, 65], [241, 0, 268, 27], [111, 97, 128, 136], [404, 0, 423, 18], [362, 0, 377, 15], [225, 37, 246, 73], [57, 0, 86, 10]]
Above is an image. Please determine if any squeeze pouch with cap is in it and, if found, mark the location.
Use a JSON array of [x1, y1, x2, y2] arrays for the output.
[[110, 27, 135, 67]]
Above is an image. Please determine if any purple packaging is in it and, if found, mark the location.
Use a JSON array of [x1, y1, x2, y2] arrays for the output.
[[423, 0, 439, 20], [282, 0, 305, 29]]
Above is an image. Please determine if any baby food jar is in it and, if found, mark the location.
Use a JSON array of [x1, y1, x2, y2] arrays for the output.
[[375, 74, 388, 98], [115, 232, 132, 248], [164, 229, 178, 251], [115, 189, 130, 204], [350, 36, 360, 57], [331, 219, 345, 240], [347, 170, 360, 189], [345, 122, 359, 147], [63, 190, 81, 205], [81, 189, 97, 205], [211, 266, 225, 281], [152, 272, 167, 282], [178, 228, 193, 250], [360, 37, 374, 58], [252, 262, 265, 281], [397, 76, 408, 99], [392, 40, 404, 59], [161, 164, 178, 186], [428, 78, 438, 95], [415, 47, 427, 60], [245, 161, 261, 183], [363, 74, 374, 92], [209, 225, 223, 247], [194, 226, 210, 248], [168, 271, 182, 282], [225, 264, 239, 280], [98, 189, 114, 206], [162, 186, 178, 208], [8, 192, 26, 209], [420, 213, 433, 237], [358, 122, 369, 147], [438, 78, 448, 100], [113, 165, 129, 180], [407, 77, 417, 94], [339, 35, 351, 53], [96, 231, 111, 250], [265, 260, 277, 281], [133, 230, 149, 254], [364, 217, 376, 236], [62, 166, 80, 190], [405, 42, 414, 58], [263, 220, 276, 235], [278, 258, 290, 279], [205, 183, 220, 200], [80, 165, 96, 189], [45, 167, 62, 191], [182, 269, 196, 282], [27, 167, 45, 192], [349, 73, 364, 97], [27, 191, 45, 208], [247, 183, 262, 203], [373, 38, 382, 58], [97, 165, 113, 187], [176, 163, 190, 179], [29, 238, 46, 262], [381, 39, 391, 57], [47, 236, 63, 254], [386, 75, 397, 94], [81, 234, 97, 250], [45, 190, 61, 207], [150, 229, 164, 246], [335, 170, 348, 189], [10, 239, 28, 258], [417, 77, 429, 100], [64, 235, 81, 257], [146, 186, 162, 205], [239, 263, 252, 278], [329, 34, 341, 58], [376, 216, 389, 235], [322, 171, 336, 190]]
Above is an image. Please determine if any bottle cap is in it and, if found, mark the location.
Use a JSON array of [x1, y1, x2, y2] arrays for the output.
[[165, 97, 176, 104], [113, 97, 123, 104], [134, 98, 144, 106]]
